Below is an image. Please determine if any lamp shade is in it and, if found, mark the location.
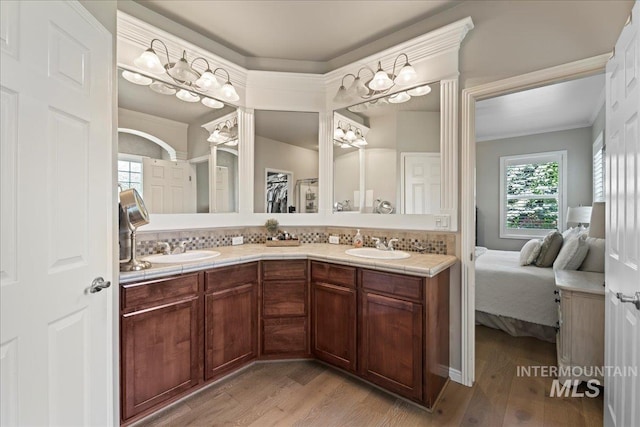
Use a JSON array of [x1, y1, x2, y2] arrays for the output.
[[566, 206, 592, 225], [394, 63, 417, 85], [167, 57, 199, 83], [588, 202, 605, 238], [134, 48, 165, 74], [220, 81, 240, 102]]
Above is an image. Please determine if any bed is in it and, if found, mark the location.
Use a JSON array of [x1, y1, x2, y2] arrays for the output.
[[475, 247, 557, 342]]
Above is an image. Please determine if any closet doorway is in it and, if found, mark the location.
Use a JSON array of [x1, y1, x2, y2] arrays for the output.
[[265, 169, 293, 213]]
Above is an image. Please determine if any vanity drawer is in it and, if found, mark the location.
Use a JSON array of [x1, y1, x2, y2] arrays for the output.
[[121, 273, 200, 312], [311, 261, 356, 288], [205, 262, 258, 293], [262, 280, 307, 317], [361, 269, 423, 302], [262, 260, 307, 280]]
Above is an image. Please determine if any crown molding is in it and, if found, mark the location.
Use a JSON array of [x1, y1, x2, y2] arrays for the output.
[[117, 11, 248, 89], [324, 16, 474, 84]]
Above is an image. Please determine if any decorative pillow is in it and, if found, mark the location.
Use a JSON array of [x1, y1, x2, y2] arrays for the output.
[[562, 227, 581, 240], [579, 237, 605, 272], [519, 239, 542, 266], [535, 231, 564, 267], [554, 235, 589, 270]]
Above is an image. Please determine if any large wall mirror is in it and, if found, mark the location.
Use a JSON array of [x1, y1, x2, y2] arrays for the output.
[[334, 82, 441, 215], [254, 110, 320, 214], [117, 67, 239, 214]]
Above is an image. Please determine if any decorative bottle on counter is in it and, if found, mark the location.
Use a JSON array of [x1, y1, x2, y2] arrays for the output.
[[353, 229, 363, 248]]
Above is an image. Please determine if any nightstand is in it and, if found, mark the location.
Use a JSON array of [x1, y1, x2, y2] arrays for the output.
[[554, 270, 605, 382]]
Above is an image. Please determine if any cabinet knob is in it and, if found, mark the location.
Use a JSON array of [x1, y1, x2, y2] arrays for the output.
[[554, 290, 559, 295], [555, 298, 561, 304]]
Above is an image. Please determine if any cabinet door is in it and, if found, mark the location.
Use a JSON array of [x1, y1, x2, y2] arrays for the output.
[[262, 280, 307, 317], [121, 297, 200, 420], [360, 292, 423, 401], [205, 283, 257, 381], [312, 282, 357, 371], [262, 317, 308, 355]]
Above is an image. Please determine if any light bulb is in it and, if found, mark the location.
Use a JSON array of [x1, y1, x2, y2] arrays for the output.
[[134, 48, 165, 74], [368, 63, 393, 91], [176, 89, 200, 102], [220, 81, 240, 102], [121, 70, 152, 86], [195, 70, 220, 91], [407, 84, 432, 96], [345, 129, 356, 141], [201, 97, 224, 109], [394, 63, 417, 85], [388, 92, 411, 104], [334, 127, 345, 139]]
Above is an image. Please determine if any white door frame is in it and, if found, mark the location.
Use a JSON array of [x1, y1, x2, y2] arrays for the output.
[[459, 53, 610, 386]]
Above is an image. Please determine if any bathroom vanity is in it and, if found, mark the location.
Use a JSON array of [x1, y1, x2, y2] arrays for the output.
[[119, 244, 456, 424]]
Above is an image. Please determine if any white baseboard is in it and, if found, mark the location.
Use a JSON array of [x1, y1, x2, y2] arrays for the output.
[[449, 368, 463, 384]]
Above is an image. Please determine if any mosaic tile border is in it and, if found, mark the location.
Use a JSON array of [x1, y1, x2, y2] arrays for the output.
[[132, 226, 455, 257]]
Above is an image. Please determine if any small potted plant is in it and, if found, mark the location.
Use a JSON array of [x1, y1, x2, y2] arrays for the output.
[[265, 218, 279, 239]]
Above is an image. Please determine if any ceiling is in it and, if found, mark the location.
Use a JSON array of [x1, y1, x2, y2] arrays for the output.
[[475, 74, 605, 142], [255, 110, 319, 151], [134, 0, 460, 64]]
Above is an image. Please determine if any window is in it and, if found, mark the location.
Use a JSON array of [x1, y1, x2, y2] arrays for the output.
[[118, 155, 143, 196], [500, 151, 567, 239], [593, 133, 605, 202]]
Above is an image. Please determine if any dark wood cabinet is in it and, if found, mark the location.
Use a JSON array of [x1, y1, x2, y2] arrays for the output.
[[120, 273, 201, 421], [204, 263, 258, 381], [360, 291, 423, 400], [260, 260, 309, 357], [311, 262, 357, 372]]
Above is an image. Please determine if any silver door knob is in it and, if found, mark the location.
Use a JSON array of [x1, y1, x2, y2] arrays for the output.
[[90, 277, 111, 293], [616, 292, 640, 310]]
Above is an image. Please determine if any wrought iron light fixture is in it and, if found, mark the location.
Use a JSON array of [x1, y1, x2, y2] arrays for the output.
[[207, 118, 238, 146], [133, 38, 240, 102], [333, 53, 418, 103]]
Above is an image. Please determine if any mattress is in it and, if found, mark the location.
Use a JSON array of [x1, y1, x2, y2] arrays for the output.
[[475, 249, 558, 327]]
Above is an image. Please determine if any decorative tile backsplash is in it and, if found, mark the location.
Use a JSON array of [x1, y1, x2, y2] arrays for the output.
[[134, 226, 454, 257]]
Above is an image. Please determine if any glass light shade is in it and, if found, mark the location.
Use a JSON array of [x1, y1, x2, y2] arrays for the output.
[[149, 82, 176, 95], [355, 77, 370, 97], [201, 97, 224, 109], [334, 127, 345, 139], [388, 91, 411, 104], [195, 70, 220, 91], [407, 84, 432, 96], [225, 139, 239, 147], [340, 143, 351, 149], [207, 133, 218, 143], [133, 48, 165, 74], [333, 85, 350, 103], [176, 89, 200, 102], [352, 137, 367, 147], [368, 69, 393, 91], [394, 63, 417, 85], [167, 57, 199, 83], [121, 70, 152, 86], [344, 129, 356, 141], [220, 81, 240, 102]]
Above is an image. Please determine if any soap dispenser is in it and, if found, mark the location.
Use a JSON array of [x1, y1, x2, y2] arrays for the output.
[[353, 229, 363, 248]]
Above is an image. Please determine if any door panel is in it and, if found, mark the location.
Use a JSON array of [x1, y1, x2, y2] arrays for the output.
[[143, 158, 195, 213], [0, 2, 113, 425]]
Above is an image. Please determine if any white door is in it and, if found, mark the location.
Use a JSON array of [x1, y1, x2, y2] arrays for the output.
[[143, 158, 195, 214], [402, 153, 441, 214], [0, 1, 113, 426], [604, 3, 640, 426], [215, 165, 230, 212]]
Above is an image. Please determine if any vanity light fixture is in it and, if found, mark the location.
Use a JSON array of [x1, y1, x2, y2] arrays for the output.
[[333, 121, 367, 148], [388, 91, 411, 104], [201, 97, 224, 109], [133, 38, 240, 102], [207, 118, 238, 146], [149, 81, 177, 95], [122, 70, 153, 86], [333, 53, 417, 103], [176, 89, 200, 103]]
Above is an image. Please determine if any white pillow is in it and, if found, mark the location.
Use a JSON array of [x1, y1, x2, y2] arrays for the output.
[[554, 235, 589, 270], [579, 237, 605, 272], [520, 239, 542, 266]]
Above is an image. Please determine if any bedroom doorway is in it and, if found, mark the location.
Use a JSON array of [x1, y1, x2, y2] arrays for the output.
[[460, 53, 610, 387]]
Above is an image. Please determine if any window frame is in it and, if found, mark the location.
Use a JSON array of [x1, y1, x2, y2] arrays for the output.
[[592, 132, 605, 203], [117, 153, 144, 196], [499, 150, 567, 239]]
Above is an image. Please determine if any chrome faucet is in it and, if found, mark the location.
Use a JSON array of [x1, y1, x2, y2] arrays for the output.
[[387, 239, 399, 251], [171, 240, 190, 254], [372, 237, 399, 251], [156, 242, 171, 255]]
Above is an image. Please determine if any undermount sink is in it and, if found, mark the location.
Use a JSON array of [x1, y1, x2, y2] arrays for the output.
[[345, 247, 410, 260], [144, 250, 221, 264]]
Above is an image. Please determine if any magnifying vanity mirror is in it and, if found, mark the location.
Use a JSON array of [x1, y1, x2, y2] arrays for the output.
[[334, 82, 441, 215], [117, 67, 239, 214], [254, 110, 320, 214]]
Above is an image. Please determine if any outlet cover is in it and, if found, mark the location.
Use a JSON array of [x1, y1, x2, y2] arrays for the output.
[[232, 236, 244, 245], [329, 235, 340, 244]]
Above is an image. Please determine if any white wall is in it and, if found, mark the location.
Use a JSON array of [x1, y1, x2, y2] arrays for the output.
[[254, 135, 319, 213], [118, 132, 165, 159], [476, 127, 594, 251], [333, 149, 359, 209], [118, 108, 188, 159]]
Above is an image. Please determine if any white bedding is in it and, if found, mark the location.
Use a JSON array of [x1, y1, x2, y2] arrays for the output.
[[475, 249, 558, 327]]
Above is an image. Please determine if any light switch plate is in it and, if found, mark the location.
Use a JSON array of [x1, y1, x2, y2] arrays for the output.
[[329, 235, 340, 244], [232, 236, 244, 245], [435, 215, 450, 229]]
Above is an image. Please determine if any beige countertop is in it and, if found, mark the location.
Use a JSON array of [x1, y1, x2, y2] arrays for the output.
[[119, 243, 458, 284]]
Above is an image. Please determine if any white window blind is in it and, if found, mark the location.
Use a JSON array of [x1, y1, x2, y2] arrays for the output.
[[593, 133, 605, 202]]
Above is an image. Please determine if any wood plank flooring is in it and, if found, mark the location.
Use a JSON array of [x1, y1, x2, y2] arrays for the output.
[[134, 326, 603, 427]]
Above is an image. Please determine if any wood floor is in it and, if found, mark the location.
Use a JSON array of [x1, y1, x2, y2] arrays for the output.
[[134, 326, 603, 427]]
